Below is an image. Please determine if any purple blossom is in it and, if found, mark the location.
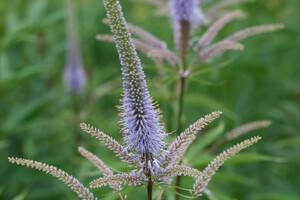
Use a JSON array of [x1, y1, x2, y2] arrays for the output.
[[103, 0, 166, 162], [64, 47, 86, 93], [170, 0, 206, 57], [170, 0, 202, 24], [64, 0, 86, 93]]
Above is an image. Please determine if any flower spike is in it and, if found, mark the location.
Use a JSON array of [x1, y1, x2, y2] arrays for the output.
[[195, 10, 244, 53], [226, 120, 272, 140], [206, 0, 254, 22], [170, 0, 205, 58], [90, 171, 144, 188], [102, 0, 166, 162], [199, 40, 244, 61], [161, 111, 222, 166], [78, 147, 122, 191], [8, 157, 96, 200], [80, 123, 137, 166], [225, 24, 285, 41], [192, 136, 261, 197]]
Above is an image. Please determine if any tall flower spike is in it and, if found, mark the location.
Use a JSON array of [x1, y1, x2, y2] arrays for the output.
[[170, 0, 205, 60], [64, 0, 86, 93], [8, 157, 96, 200], [192, 136, 261, 197], [102, 0, 166, 162]]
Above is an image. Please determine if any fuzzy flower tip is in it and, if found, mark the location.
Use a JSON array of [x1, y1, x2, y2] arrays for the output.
[[170, 0, 206, 57], [64, 0, 86, 93], [170, 0, 205, 26], [103, 0, 166, 160]]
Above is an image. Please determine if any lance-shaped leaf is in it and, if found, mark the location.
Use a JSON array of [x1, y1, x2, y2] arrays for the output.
[[161, 111, 222, 166], [225, 24, 285, 42], [80, 123, 137, 166], [192, 136, 261, 197], [78, 147, 122, 191], [8, 157, 96, 200], [102, 0, 166, 160], [195, 10, 244, 53], [199, 40, 244, 61], [226, 120, 272, 140], [90, 171, 144, 188]]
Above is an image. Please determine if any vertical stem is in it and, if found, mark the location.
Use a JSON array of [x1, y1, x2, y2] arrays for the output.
[[146, 154, 153, 200], [177, 76, 186, 135], [147, 178, 153, 200], [175, 48, 187, 200], [175, 77, 185, 200]]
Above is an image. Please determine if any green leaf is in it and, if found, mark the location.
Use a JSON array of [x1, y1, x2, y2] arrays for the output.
[[226, 153, 288, 164], [251, 192, 300, 200], [275, 136, 300, 148], [12, 190, 28, 200], [184, 94, 238, 121], [191, 153, 287, 167], [213, 172, 257, 187]]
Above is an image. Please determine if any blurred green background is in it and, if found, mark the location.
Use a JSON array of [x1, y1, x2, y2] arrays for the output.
[[1, 0, 300, 199]]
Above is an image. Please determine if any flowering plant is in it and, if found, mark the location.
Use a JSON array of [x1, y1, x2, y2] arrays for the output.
[[9, 0, 283, 199]]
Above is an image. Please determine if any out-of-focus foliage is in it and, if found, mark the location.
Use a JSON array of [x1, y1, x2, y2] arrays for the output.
[[0, 0, 299, 199]]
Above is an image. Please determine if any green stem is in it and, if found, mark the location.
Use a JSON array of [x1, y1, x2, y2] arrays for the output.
[[146, 154, 153, 200], [147, 178, 153, 200], [175, 50, 187, 200]]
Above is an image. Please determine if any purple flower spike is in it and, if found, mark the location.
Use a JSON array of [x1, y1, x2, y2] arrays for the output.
[[64, 0, 86, 93], [103, 0, 166, 162], [170, 0, 206, 58]]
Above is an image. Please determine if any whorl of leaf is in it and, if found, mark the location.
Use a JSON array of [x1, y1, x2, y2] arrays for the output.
[[8, 157, 96, 200], [192, 136, 261, 197]]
